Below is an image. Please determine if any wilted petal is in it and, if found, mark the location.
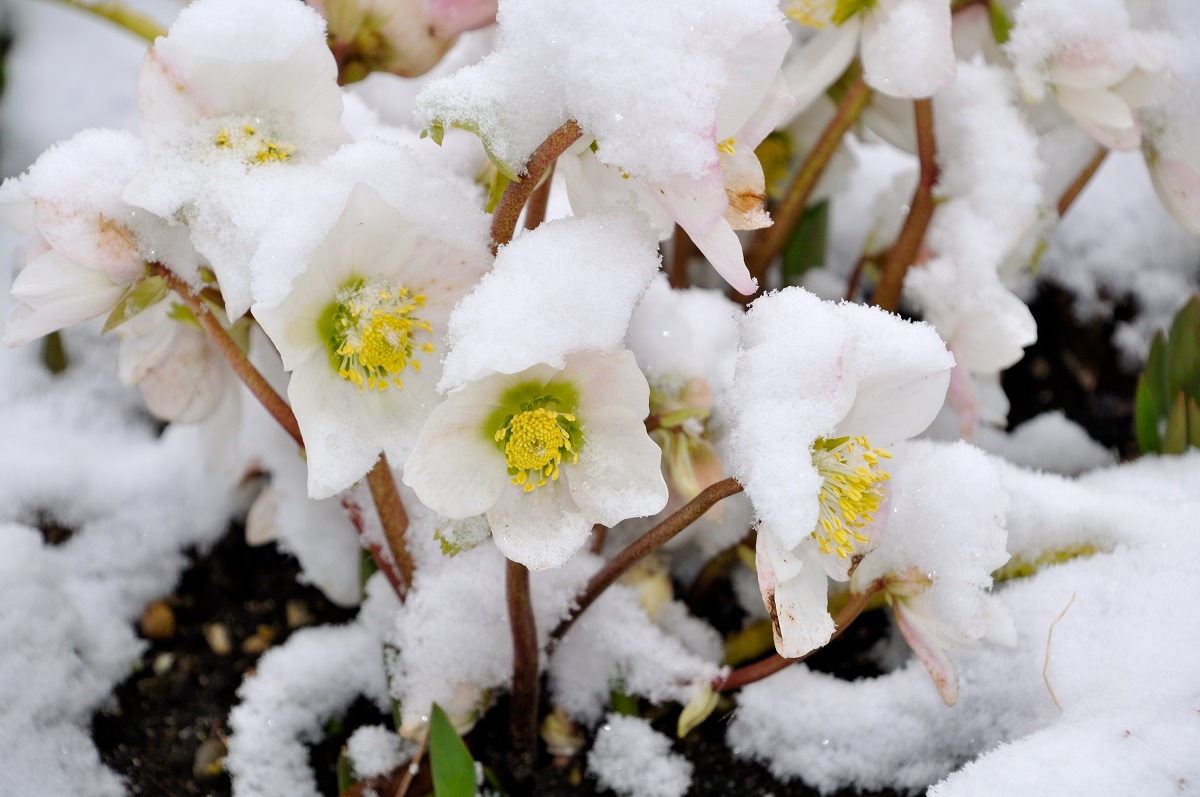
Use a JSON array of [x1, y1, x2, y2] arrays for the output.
[[721, 145, 771, 231], [893, 595, 960, 706]]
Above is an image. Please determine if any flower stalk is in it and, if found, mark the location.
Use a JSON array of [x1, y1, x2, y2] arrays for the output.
[[506, 559, 540, 781], [50, 0, 166, 42], [490, 120, 583, 253], [550, 477, 744, 645], [1057, 147, 1108, 218], [522, 163, 556, 231], [873, 98, 937, 312], [365, 454, 414, 594]]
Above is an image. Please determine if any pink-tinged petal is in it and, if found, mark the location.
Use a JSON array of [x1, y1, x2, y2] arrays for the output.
[[781, 22, 860, 122], [137, 325, 227, 423], [1057, 86, 1140, 151], [566, 406, 668, 528], [487, 480, 591, 571], [951, 286, 1036, 372], [690, 220, 757, 296], [402, 380, 509, 517], [757, 534, 835, 659], [721, 145, 771, 231], [427, 0, 497, 38], [738, 73, 796, 152], [861, 0, 956, 99], [654, 171, 757, 295], [4, 251, 125, 346], [569, 349, 650, 418], [117, 301, 177, 385], [892, 596, 960, 706], [715, 22, 794, 142], [945, 363, 980, 438], [1049, 46, 1134, 92], [1114, 65, 1173, 111], [561, 149, 675, 239], [288, 357, 384, 499], [1147, 153, 1200, 236]]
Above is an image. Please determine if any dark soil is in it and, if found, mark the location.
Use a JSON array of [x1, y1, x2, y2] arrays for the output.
[[91, 281, 1138, 797]]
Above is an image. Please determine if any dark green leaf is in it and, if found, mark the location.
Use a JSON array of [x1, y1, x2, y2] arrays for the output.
[[609, 685, 639, 717], [1163, 392, 1188, 455], [782, 200, 829, 286], [1134, 375, 1161, 454], [1143, 330, 1169, 419], [336, 747, 356, 793], [1166, 295, 1200, 400], [430, 703, 476, 797]]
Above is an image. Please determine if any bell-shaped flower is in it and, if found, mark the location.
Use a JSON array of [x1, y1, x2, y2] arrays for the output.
[[403, 349, 668, 571], [851, 441, 1015, 705], [254, 183, 490, 499], [782, 0, 956, 115], [1, 129, 189, 347], [725, 288, 954, 657], [311, 0, 456, 83], [1146, 149, 1200, 236], [124, 0, 349, 318]]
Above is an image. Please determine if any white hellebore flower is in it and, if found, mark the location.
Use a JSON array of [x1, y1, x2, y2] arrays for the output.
[[403, 350, 668, 571], [558, 23, 795, 296], [255, 183, 490, 499], [726, 288, 953, 657], [125, 0, 349, 318], [782, 0, 956, 115]]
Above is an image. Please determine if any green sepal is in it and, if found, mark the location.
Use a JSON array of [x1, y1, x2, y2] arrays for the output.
[[988, 0, 1013, 44], [227, 317, 252, 354], [429, 703, 476, 797], [435, 515, 492, 557], [657, 406, 709, 429], [423, 124, 446, 146], [782, 199, 829, 287], [1166, 295, 1200, 399], [1163, 392, 1188, 455], [167, 302, 200, 330], [1134, 375, 1161, 454], [832, 0, 873, 25], [102, 274, 168, 334], [336, 747, 356, 794], [485, 169, 511, 214]]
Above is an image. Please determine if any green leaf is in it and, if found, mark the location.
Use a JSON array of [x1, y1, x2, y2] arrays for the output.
[[1163, 392, 1188, 455], [1189, 397, 1200, 450], [423, 124, 446, 146], [1134, 375, 1161, 454], [1167, 295, 1200, 399], [988, 0, 1013, 44], [102, 274, 168, 333], [1143, 330, 1169, 419], [429, 703, 476, 797], [485, 170, 511, 214], [336, 747, 356, 793], [609, 684, 639, 717], [782, 200, 829, 287], [41, 330, 68, 374]]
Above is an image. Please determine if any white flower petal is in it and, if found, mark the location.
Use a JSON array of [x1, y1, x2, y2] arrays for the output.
[[567, 405, 667, 527], [1148, 153, 1200, 236], [4, 251, 125, 346], [561, 150, 675, 240], [687, 218, 757, 296], [757, 537, 834, 658], [861, 0, 956, 99], [714, 22, 794, 142], [737, 73, 797, 152], [721, 145, 771, 231], [138, 324, 227, 423], [487, 480, 591, 571], [893, 596, 960, 706], [402, 380, 509, 517], [781, 22, 860, 122], [1056, 86, 1139, 150], [569, 349, 650, 418]]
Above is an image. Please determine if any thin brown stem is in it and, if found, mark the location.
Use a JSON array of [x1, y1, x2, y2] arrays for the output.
[[669, 225, 694, 289], [551, 477, 744, 645], [522, 162, 556, 231], [49, 0, 165, 41], [873, 98, 937, 312], [365, 454, 414, 596], [506, 559, 539, 781], [152, 263, 303, 447], [713, 579, 885, 692], [392, 726, 430, 797], [491, 121, 583, 253], [1057, 147, 1108, 218], [340, 494, 407, 598], [741, 74, 871, 301]]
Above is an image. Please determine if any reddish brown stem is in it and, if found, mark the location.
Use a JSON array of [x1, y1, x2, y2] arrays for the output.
[[714, 579, 884, 692], [523, 162, 556, 231], [340, 493, 407, 599], [491, 121, 583, 253], [506, 559, 539, 781], [152, 263, 303, 447], [669, 224, 694, 289], [741, 74, 871, 301], [872, 98, 937, 312], [365, 454, 414, 596], [1057, 147, 1108, 218], [550, 477, 744, 645]]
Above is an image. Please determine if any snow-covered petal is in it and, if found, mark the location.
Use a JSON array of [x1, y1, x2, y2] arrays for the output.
[[714, 23, 794, 142], [567, 406, 667, 527], [488, 480, 591, 571], [757, 535, 834, 658], [860, 0, 955, 99], [4, 251, 125, 346]]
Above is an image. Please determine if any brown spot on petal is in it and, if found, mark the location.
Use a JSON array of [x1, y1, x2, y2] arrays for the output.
[[766, 588, 782, 641]]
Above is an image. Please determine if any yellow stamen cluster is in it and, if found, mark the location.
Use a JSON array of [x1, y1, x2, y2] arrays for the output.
[[717, 137, 737, 156], [329, 279, 433, 392], [811, 435, 892, 559], [495, 407, 579, 492], [213, 124, 294, 164], [785, 0, 835, 28]]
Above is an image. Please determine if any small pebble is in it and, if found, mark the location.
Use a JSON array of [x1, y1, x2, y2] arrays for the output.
[[203, 623, 233, 656], [152, 653, 175, 677], [192, 737, 227, 779], [286, 599, 314, 629], [139, 601, 176, 640], [241, 625, 276, 655]]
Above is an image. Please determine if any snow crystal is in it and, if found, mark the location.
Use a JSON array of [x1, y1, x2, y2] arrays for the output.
[[438, 207, 660, 390], [416, 0, 784, 182], [975, 411, 1115, 476], [346, 725, 411, 779], [587, 714, 693, 797]]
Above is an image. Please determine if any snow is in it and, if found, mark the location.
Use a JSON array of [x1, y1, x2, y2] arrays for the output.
[[587, 714, 693, 797], [346, 725, 411, 779]]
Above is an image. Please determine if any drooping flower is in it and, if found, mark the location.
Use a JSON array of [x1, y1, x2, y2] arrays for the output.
[[124, 0, 349, 318], [254, 182, 490, 499], [725, 288, 954, 657], [781, 0, 956, 115], [403, 349, 668, 571], [311, 0, 457, 83]]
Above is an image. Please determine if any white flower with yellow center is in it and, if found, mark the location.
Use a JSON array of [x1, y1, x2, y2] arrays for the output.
[[255, 183, 490, 499], [403, 350, 668, 571], [727, 288, 955, 658]]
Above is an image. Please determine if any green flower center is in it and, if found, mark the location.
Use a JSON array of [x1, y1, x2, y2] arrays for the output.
[[811, 435, 891, 558], [319, 276, 433, 392], [488, 386, 585, 492]]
